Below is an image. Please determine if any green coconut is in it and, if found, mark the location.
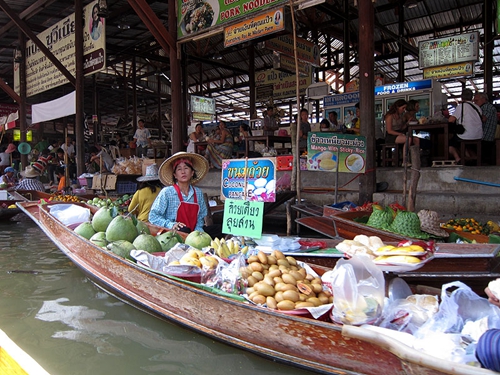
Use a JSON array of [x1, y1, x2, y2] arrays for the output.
[[91, 207, 114, 233], [136, 220, 151, 235], [133, 233, 162, 253], [74, 222, 96, 240], [105, 216, 138, 243], [107, 240, 136, 260], [90, 231, 108, 248]]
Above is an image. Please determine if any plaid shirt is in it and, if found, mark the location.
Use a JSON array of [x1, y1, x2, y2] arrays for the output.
[[148, 185, 207, 231], [481, 102, 498, 142], [15, 178, 45, 192]]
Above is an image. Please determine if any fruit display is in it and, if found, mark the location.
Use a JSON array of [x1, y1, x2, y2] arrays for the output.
[[86, 194, 131, 213], [168, 248, 218, 269], [243, 250, 333, 310], [443, 218, 492, 235], [48, 193, 82, 202], [184, 230, 212, 249], [210, 237, 249, 258], [366, 206, 430, 239]]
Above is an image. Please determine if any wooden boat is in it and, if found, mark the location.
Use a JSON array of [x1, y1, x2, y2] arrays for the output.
[[17, 201, 497, 375], [0, 328, 50, 375]]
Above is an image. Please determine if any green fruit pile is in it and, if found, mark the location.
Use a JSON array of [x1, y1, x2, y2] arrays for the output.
[[86, 194, 131, 213]]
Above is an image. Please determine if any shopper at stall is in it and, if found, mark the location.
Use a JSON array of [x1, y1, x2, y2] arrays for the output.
[[473, 92, 498, 165], [89, 145, 114, 173], [205, 121, 233, 169], [15, 166, 45, 192], [128, 164, 163, 222], [1, 167, 16, 188], [133, 119, 152, 158], [448, 89, 483, 164], [149, 152, 209, 233], [385, 99, 419, 165]]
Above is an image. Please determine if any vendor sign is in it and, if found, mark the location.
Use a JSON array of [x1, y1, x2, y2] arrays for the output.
[[221, 158, 276, 202], [423, 62, 474, 79], [307, 132, 366, 173], [222, 199, 264, 237]]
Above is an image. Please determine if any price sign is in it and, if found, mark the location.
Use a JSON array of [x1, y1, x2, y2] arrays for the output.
[[222, 199, 264, 237]]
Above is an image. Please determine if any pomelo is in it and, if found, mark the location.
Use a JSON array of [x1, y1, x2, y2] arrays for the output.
[[133, 233, 162, 253], [105, 216, 138, 243], [156, 231, 182, 252], [107, 240, 136, 260], [136, 220, 150, 235], [92, 207, 114, 232], [74, 222, 96, 240], [90, 231, 107, 248], [184, 230, 212, 250]]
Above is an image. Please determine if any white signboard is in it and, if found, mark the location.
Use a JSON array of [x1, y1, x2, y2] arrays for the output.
[[418, 32, 479, 69], [14, 0, 106, 97]]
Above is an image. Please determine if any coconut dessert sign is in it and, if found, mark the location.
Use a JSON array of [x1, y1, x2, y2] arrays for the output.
[[306, 132, 366, 174], [220, 158, 277, 202]]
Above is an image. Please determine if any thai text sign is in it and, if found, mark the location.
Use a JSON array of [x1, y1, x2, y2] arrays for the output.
[[418, 32, 479, 69], [264, 34, 320, 66], [221, 158, 276, 202], [255, 69, 311, 100], [177, 0, 287, 39], [224, 8, 284, 47], [191, 95, 216, 114], [15, 0, 105, 97], [273, 52, 310, 76], [222, 199, 264, 237], [307, 132, 366, 174], [423, 62, 474, 79]]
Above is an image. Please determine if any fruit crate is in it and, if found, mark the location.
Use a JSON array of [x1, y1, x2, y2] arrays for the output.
[[116, 181, 138, 194]]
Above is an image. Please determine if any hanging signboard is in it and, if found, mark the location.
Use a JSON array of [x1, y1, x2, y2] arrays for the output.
[[272, 52, 310, 76], [418, 32, 479, 69], [374, 79, 433, 96], [224, 8, 284, 47], [255, 69, 311, 100], [264, 34, 320, 66], [14, 0, 106, 97], [306, 132, 366, 174], [423, 62, 474, 80], [220, 158, 276, 202], [190, 95, 216, 114], [177, 0, 287, 39]]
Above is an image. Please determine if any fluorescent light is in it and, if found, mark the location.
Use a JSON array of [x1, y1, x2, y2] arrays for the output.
[[298, 0, 325, 10]]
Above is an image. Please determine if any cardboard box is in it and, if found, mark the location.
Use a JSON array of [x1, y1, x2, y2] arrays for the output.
[[91, 174, 117, 190], [141, 158, 164, 176]]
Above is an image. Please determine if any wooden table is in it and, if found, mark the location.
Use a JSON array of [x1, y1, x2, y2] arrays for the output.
[[244, 135, 291, 157], [193, 141, 208, 155], [408, 122, 449, 160]]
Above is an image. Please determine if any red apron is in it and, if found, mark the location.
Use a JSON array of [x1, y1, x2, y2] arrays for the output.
[[174, 184, 199, 231]]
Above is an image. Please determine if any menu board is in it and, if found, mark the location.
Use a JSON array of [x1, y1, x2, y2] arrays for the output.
[[418, 32, 479, 69], [190, 95, 216, 115]]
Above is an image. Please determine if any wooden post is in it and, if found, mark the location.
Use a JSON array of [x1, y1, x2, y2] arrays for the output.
[[407, 145, 421, 212]]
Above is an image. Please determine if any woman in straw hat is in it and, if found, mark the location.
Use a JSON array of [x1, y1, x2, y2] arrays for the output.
[[149, 152, 210, 233], [128, 163, 163, 222]]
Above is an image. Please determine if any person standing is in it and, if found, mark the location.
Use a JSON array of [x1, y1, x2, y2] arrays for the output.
[[263, 106, 278, 135], [0, 146, 10, 175], [473, 92, 498, 165], [448, 89, 483, 164], [133, 119, 152, 157], [298, 108, 311, 150]]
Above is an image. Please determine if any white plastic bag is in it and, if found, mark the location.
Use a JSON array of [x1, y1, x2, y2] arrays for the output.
[[49, 204, 90, 226]]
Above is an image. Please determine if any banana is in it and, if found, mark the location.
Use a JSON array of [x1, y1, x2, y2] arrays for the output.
[[214, 237, 221, 248], [227, 239, 234, 254], [241, 246, 249, 255], [220, 243, 230, 258]]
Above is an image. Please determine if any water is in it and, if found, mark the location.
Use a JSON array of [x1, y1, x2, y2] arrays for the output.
[[0, 216, 316, 375]]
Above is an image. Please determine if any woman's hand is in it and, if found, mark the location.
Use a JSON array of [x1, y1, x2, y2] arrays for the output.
[[173, 222, 186, 231], [486, 286, 500, 307]]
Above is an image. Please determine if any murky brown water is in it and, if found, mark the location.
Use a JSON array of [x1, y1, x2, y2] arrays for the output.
[[0, 215, 316, 375]]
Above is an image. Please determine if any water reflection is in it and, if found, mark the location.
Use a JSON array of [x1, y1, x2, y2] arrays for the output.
[[0, 218, 316, 375]]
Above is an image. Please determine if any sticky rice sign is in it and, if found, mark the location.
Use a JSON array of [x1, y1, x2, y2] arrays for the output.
[[14, 0, 106, 97], [306, 132, 367, 174]]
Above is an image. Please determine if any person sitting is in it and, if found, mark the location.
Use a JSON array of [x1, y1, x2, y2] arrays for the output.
[[50, 166, 67, 193], [1, 167, 17, 189], [205, 121, 233, 169], [187, 123, 207, 153], [319, 119, 330, 132], [15, 166, 45, 192], [128, 164, 163, 222]]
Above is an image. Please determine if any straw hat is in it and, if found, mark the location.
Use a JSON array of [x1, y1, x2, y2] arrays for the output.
[[137, 163, 159, 182], [417, 209, 449, 237], [20, 165, 40, 178], [158, 152, 208, 186]]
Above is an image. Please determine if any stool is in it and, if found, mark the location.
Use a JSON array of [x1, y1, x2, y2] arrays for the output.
[[381, 143, 401, 167], [460, 140, 481, 166]]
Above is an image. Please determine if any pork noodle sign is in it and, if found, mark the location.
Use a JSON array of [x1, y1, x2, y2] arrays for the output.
[[14, 0, 105, 97], [307, 132, 367, 174]]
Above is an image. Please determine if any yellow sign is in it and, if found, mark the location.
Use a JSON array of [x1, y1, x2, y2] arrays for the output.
[[273, 52, 310, 77], [423, 62, 474, 79], [224, 8, 284, 47], [255, 69, 311, 100], [264, 34, 320, 66]]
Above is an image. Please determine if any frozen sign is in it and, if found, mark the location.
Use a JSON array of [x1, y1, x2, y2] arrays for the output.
[[374, 79, 433, 96], [221, 158, 276, 202], [307, 132, 366, 174]]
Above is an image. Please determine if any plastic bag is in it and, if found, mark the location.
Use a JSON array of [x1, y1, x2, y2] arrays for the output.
[[416, 281, 500, 338], [329, 255, 385, 325], [49, 204, 90, 226], [203, 252, 246, 294]]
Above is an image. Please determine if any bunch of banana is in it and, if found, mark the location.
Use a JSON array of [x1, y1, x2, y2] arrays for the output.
[[211, 237, 249, 258]]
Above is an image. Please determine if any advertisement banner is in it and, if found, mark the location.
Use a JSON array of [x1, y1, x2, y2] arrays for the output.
[[307, 132, 366, 174], [374, 79, 433, 96], [418, 32, 479, 69], [224, 8, 284, 47], [423, 62, 474, 79], [255, 69, 311, 100], [221, 158, 276, 202], [15, 0, 106, 97], [178, 0, 287, 39]]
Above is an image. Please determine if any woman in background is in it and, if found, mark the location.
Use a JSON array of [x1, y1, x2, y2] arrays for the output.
[[205, 121, 233, 169], [187, 123, 207, 153], [385, 99, 419, 165], [128, 164, 162, 222]]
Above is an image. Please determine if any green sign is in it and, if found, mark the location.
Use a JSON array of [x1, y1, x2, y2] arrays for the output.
[[307, 132, 367, 174], [222, 199, 264, 237], [177, 0, 287, 39]]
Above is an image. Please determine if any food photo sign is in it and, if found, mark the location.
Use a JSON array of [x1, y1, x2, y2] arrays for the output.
[[307, 132, 367, 173]]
